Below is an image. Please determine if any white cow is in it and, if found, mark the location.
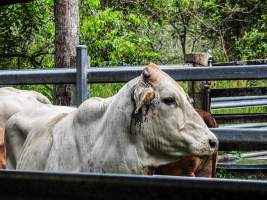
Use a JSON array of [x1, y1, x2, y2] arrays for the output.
[[0, 87, 53, 169], [6, 64, 218, 174], [0, 87, 51, 128]]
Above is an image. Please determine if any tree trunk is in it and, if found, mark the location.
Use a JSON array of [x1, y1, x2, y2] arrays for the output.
[[54, 0, 79, 105]]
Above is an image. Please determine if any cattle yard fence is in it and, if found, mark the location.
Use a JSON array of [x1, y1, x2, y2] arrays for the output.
[[0, 169, 266, 200], [1, 45, 267, 149], [1, 45, 267, 199]]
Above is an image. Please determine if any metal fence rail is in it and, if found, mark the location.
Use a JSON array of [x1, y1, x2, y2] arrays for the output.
[[1, 47, 267, 177], [1, 64, 267, 85], [211, 96, 267, 109], [211, 87, 267, 97], [0, 170, 266, 200], [214, 113, 267, 124], [217, 164, 267, 173], [211, 128, 267, 150], [221, 123, 267, 129]]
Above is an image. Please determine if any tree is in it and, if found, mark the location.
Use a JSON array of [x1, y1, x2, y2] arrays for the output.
[[199, 0, 267, 61], [54, 0, 79, 105]]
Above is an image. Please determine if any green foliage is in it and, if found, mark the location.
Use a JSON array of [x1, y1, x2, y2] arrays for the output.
[[198, 0, 266, 61], [80, 0, 160, 66], [0, 0, 54, 69], [90, 83, 124, 98], [212, 106, 267, 115], [1, 0, 266, 69], [18, 84, 53, 100], [0, 0, 266, 100], [215, 169, 262, 180], [235, 14, 267, 60]]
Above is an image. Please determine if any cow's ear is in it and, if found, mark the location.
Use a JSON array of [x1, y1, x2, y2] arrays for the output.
[[131, 85, 154, 136], [133, 86, 155, 114]]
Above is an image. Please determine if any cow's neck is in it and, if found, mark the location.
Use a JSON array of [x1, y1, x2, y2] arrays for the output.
[[74, 78, 143, 174]]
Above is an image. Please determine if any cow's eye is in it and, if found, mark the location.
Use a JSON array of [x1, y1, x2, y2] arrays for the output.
[[162, 97, 176, 105]]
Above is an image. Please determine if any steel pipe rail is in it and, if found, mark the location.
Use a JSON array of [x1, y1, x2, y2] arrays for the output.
[[214, 113, 267, 124], [211, 87, 267, 97], [1, 64, 267, 85], [211, 99, 267, 109], [211, 96, 267, 109], [211, 128, 267, 150], [221, 122, 267, 128], [217, 164, 267, 173], [211, 96, 267, 102], [0, 170, 266, 200]]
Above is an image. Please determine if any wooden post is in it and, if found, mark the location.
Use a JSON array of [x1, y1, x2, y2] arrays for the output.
[[186, 53, 211, 112], [76, 45, 89, 106]]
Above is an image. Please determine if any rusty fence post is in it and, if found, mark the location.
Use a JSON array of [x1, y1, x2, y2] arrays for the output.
[[185, 53, 212, 112]]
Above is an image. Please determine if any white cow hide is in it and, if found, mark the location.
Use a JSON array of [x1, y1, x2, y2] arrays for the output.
[[6, 64, 218, 174]]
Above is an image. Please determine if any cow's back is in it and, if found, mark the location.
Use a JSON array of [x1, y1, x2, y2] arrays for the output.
[[0, 87, 51, 128], [6, 104, 75, 169]]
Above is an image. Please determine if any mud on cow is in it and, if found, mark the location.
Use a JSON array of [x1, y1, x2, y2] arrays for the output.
[[5, 64, 218, 175]]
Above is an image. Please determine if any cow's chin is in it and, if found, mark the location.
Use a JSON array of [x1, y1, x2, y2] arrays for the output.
[[143, 153, 217, 177]]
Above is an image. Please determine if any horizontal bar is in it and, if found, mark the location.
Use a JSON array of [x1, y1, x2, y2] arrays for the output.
[[211, 87, 267, 97], [211, 99, 267, 109], [1, 64, 267, 85], [241, 151, 267, 158], [213, 59, 267, 66], [214, 113, 267, 124], [221, 123, 267, 128], [211, 128, 267, 150], [89, 64, 267, 82], [0, 170, 266, 200], [217, 164, 267, 173], [211, 96, 267, 102], [0, 68, 77, 85]]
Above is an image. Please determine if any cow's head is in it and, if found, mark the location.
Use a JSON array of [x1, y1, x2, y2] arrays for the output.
[[130, 64, 218, 172]]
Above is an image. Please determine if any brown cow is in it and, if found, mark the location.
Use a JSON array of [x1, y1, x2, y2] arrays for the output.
[[196, 109, 217, 128], [146, 152, 217, 177], [0, 128, 6, 169]]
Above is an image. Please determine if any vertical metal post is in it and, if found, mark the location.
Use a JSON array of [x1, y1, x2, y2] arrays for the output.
[[185, 53, 210, 111], [76, 45, 89, 106]]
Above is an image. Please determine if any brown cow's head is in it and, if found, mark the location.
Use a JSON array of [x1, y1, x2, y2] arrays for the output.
[[0, 128, 6, 169], [196, 109, 217, 128]]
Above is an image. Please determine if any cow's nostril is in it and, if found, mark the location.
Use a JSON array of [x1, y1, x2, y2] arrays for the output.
[[208, 139, 217, 149]]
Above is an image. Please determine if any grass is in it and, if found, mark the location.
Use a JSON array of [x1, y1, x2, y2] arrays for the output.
[[215, 169, 267, 180], [90, 83, 124, 97], [212, 80, 267, 89], [212, 106, 267, 115]]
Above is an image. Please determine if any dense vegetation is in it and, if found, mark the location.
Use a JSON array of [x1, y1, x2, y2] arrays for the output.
[[1, 0, 266, 68], [0, 0, 266, 98]]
